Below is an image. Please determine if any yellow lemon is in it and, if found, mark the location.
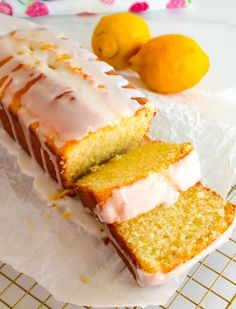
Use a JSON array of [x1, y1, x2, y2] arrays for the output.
[[129, 34, 210, 94], [92, 12, 150, 70]]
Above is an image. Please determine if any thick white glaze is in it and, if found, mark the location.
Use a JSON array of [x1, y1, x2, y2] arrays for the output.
[[96, 173, 179, 224], [165, 151, 201, 191], [0, 28, 147, 147], [97, 150, 201, 224], [0, 64, 42, 107]]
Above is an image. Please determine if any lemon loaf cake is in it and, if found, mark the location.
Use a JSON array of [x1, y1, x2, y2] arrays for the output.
[[108, 182, 236, 286], [0, 28, 154, 189], [76, 141, 201, 223]]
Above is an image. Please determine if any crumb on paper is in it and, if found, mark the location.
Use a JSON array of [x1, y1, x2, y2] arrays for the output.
[[80, 275, 89, 284], [98, 84, 105, 89], [49, 188, 74, 201], [52, 204, 61, 210], [42, 211, 49, 219], [22, 219, 34, 228], [63, 210, 74, 221]]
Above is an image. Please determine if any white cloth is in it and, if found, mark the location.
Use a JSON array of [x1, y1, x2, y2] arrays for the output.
[[0, 0, 191, 17]]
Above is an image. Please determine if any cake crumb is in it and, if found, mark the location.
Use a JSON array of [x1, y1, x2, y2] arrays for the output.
[[40, 43, 55, 50], [49, 188, 74, 201], [63, 211, 74, 221], [34, 60, 42, 66], [23, 219, 34, 228], [52, 204, 61, 210], [57, 53, 71, 60], [98, 84, 105, 89], [80, 275, 89, 284], [42, 211, 49, 220], [71, 67, 82, 73]]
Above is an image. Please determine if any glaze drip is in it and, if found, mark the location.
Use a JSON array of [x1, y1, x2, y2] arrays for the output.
[[0, 28, 148, 147]]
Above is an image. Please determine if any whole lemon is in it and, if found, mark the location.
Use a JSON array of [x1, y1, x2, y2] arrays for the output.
[[92, 12, 150, 70], [129, 34, 210, 94]]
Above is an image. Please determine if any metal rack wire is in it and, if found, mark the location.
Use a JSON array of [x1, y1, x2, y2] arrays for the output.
[[0, 233, 235, 309], [0, 187, 235, 309]]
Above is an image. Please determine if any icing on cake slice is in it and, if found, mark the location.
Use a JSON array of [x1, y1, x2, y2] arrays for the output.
[[76, 141, 201, 223]]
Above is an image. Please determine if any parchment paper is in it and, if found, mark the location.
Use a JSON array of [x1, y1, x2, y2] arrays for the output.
[[0, 129, 186, 308], [0, 14, 235, 308]]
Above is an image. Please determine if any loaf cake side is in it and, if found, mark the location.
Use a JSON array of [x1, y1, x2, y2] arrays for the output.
[[0, 28, 154, 189]]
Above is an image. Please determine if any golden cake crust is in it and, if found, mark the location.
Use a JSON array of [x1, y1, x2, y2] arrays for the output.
[[0, 101, 64, 185]]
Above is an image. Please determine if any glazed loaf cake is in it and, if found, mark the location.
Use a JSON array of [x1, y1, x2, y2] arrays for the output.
[[0, 28, 154, 189]]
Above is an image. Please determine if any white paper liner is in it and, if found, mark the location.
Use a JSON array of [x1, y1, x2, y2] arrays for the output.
[[0, 15, 187, 307], [0, 128, 186, 307], [120, 75, 236, 197], [0, 14, 235, 308]]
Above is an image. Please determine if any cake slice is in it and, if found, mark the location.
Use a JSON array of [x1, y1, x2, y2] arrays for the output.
[[0, 28, 154, 189], [76, 141, 201, 223], [108, 182, 236, 286]]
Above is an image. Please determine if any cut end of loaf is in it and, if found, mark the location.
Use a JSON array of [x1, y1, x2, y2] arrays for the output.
[[75, 140, 193, 205], [61, 106, 154, 187], [109, 183, 236, 275]]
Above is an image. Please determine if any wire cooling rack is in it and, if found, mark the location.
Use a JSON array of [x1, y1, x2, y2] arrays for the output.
[[0, 186, 236, 309]]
